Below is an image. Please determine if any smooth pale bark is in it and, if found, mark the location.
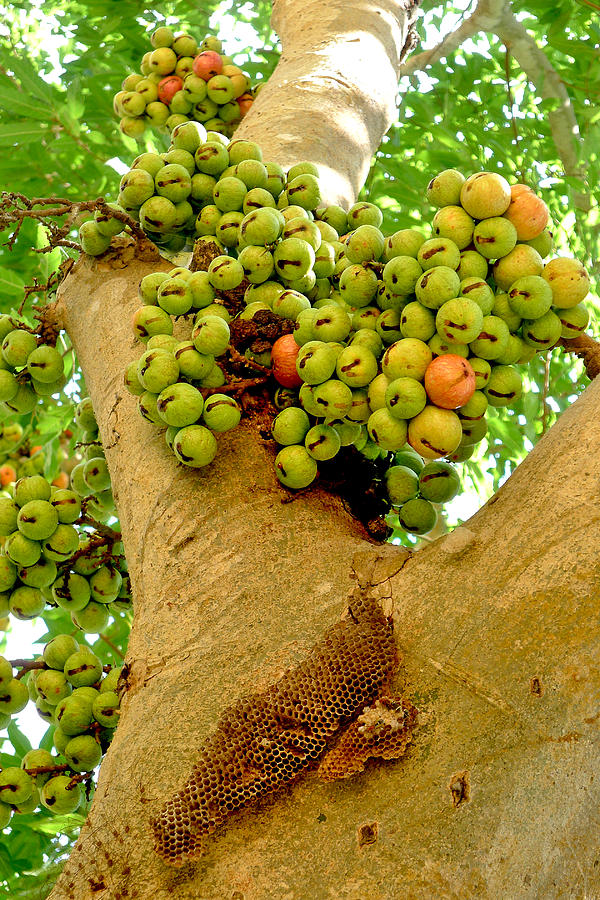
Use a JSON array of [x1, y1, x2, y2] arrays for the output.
[[235, 0, 419, 206], [47, 1, 600, 897]]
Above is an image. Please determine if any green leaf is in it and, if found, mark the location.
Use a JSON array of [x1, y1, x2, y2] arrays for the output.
[[6, 721, 31, 758], [0, 122, 50, 147]]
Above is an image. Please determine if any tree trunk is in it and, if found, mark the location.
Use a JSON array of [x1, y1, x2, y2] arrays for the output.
[[47, 3, 600, 899]]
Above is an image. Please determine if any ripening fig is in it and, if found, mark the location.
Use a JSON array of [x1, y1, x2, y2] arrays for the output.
[[193, 51, 223, 81], [398, 497, 437, 535], [417, 238, 461, 271], [418, 460, 461, 503], [274, 445, 318, 489], [173, 425, 218, 468], [385, 465, 420, 506], [436, 298, 483, 345], [382, 338, 432, 382], [40, 776, 81, 815], [158, 75, 183, 104], [367, 408, 408, 451], [0, 767, 32, 805], [484, 365, 523, 407], [469, 315, 511, 360], [424, 355, 476, 409], [558, 304, 589, 339], [508, 275, 553, 319], [473, 217, 518, 260], [408, 405, 463, 459], [521, 310, 562, 350], [385, 377, 427, 419], [542, 257, 590, 309], [492, 244, 544, 291], [383, 229, 426, 261], [459, 172, 511, 219], [415, 266, 461, 310], [432, 205, 474, 250], [502, 184, 549, 240], [304, 424, 341, 461], [426, 169, 465, 208]]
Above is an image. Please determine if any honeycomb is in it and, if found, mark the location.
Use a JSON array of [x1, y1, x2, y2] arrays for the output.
[[153, 593, 407, 866], [317, 696, 418, 781]]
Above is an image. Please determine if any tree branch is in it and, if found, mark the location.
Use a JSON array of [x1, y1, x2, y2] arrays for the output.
[[398, 0, 506, 75], [496, 8, 590, 211]]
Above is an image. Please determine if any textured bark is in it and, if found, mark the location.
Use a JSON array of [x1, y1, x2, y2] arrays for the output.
[[46, 1, 600, 898]]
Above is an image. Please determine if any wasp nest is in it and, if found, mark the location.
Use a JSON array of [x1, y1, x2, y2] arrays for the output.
[[153, 594, 414, 866]]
